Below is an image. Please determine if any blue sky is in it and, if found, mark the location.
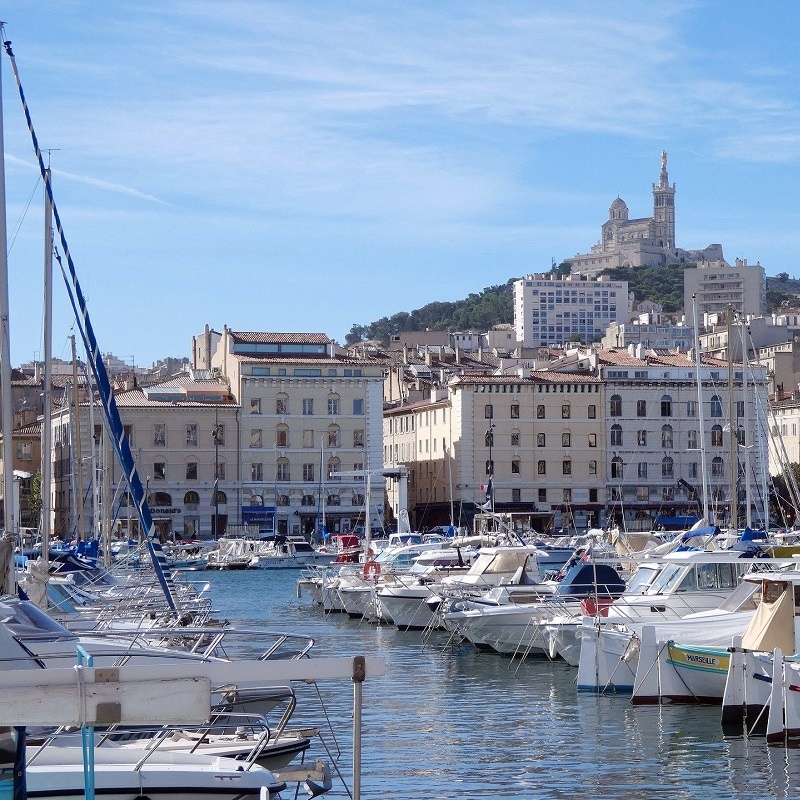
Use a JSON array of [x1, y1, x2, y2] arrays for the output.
[[1, 1, 799, 367]]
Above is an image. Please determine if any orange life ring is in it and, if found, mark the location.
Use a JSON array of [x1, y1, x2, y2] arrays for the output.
[[363, 560, 381, 580]]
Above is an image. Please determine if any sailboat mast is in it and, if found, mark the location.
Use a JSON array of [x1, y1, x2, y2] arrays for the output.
[[40, 168, 53, 561], [70, 335, 84, 539], [727, 306, 738, 531], [692, 294, 711, 523], [0, 41, 15, 593]]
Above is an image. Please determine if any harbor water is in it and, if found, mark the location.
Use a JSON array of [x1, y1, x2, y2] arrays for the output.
[[197, 569, 800, 799]]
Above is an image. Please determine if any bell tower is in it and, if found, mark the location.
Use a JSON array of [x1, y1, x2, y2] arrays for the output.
[[652, 150, 676, 248]]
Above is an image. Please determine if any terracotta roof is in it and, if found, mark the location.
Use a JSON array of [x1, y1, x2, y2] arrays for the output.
[[229, 352, 388, 366], [530, 371, 602, 384], [229, 332, 330, 345], [384, 397, 451, 416], [113, 389, 238, 409]]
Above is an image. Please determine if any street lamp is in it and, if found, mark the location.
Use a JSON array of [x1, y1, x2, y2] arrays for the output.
[[212, 406, 222, 540], [485, 423, 495, 517]]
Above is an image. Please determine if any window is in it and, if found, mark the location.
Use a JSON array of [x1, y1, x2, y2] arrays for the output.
[[328, 458, 341, 481], [588, 405, 596, 419], [302, 399, 314, 416], [711, 425, 723, 447], [328, 397, 340, 415], [215, 461, 226, 480], [611, 425, 622, 446], [512, 488, 521, 503], [352, 493, 365, 507], [251, 462, 263, 481], [154, 423, 166, 447], [537, 405, 545, 419], [276, 396, 288, 415], [485, 460, 494, 475], [276, 459, 290, 482], [589, 460, 597, 475], [589, 488, 598, 502], [661, 425, 673, 449], [637, 486, 649, 501], [661, 395, 672, 417], [562, 432, 571, 447], [511, 431, 520, 446], [301, 494, 315, 507], [663, 486, 674, 501], [610, 395, 622, 417], [689, 462, 699, 479], [303, 430, 314, 448], [736, 400, 744, 418], [212, 424, 225, 446], [637, 400, 647, 417], [537, 433, 546, 447], [353, 399, 364, 415], [712, 457, 724, 477], [276, 494, 290, 506], [250, 429, 262, 448], [353, 429, 364, 447], [153, 461, 166, 480], [485, 404, 494, 419], [250, 398, 261, 414], [561, 404, 570, 419], [687, 430, 698, 449], [611, 486, 623, 501], [562, 460, 572, 475], [16, 442, 31, 460], [186, 461, 197, 480], [686, 400, 697, 417], [303, 463, 315, 482], [184, 491, 199, 506], [327, 426, 340, 448], [662, 456, 674, 478], [611, 457, 623, 479], [511, 404, 519, 419], [710, 395, 722, 418], [538, 488, 547, 503], [512, 458, 520, 474], [563, 488, 572, 503], [588, 433, 596, 448], [123, 424, 133, 446], [186, 423, 198, 446], [327, 494, 341, 506], [537, 460, 546, 475], [638, 462, 647, 478], [276, 426, 288, 447], [637, 430, 647, 446]]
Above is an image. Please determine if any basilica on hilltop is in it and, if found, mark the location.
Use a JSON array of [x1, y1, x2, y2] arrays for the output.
[[566, 151, 725, 276]]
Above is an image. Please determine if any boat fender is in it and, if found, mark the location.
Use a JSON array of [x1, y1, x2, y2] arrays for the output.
[[363, 561, 381, 580]]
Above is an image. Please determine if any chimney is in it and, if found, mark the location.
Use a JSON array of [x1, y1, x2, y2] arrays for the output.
[[403, 344, 409, 365], [455, 345, 461, 365], [425, 348, 432, 366]]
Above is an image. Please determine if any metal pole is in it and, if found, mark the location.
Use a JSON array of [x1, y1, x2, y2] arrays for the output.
[[41, 168, 53, 564], [727, 305, 738, 532], [692, 294, 710, 524], [352, 656, 365, 800]]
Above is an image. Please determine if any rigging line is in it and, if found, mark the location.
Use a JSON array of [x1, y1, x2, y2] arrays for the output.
[[6, 172, 40, 255]]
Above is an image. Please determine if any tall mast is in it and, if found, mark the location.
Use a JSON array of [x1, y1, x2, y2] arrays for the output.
[[692, 294, 711, 524], [70, 335, 84, 539], [0, 35, 15, 594], [40, 168, 53, 561], [727, 306, 738, 532]]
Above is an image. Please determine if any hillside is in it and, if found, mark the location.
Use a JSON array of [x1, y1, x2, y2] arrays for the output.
[[345, 267, 800, 346]]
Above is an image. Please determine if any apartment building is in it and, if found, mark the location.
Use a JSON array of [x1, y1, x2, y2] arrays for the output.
[[210, 329, 386, 539]]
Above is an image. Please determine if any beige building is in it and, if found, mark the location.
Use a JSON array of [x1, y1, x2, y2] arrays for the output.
[[209, 329, 387, 538], [384, 372, 605, 533], [683, 258, 766, 329]]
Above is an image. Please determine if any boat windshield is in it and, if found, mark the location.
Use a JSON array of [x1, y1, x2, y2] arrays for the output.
[[467, 551, 528, 576]]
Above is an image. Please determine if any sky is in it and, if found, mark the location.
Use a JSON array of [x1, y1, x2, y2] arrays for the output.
[[1, 1, 800, 368]]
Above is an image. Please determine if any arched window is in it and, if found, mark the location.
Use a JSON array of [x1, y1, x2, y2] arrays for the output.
[[661, 456, 674, 478], [276, 494, 290, 507], [214, 490, 227, 505], [660, 395, 672, 417], [712, 457, 724, 477], [610, 395, 622, 417], [327, 494, 341, 506], [710, 395, 723, 417], [276, 457, 290, 481], [611, 456, 623, 479], [184, 491, 199, 506], [610, 424, 622, 446], [249, 495, 264, 506], [661, 425, 673, 449], [352, 493, 365, 506], [711, 425, 723, 447], [301, 494, 315, 506], [148, 491, 172, 506], [537, 460, 546, 475]]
